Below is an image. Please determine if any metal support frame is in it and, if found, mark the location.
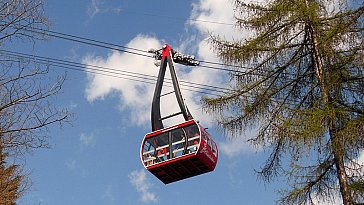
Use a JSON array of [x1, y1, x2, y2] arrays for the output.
[[151, 44, 195, 131]]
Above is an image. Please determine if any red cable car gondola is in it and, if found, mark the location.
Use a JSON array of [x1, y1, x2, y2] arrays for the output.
[[140, 44, 218, 184]]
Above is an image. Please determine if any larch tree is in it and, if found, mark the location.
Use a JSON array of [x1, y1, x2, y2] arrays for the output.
[[204, 0, 363, 204], [0, 0, 69, 204], [0, 145, 25, 205]]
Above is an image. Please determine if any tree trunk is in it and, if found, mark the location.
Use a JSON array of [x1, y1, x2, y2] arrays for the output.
[[331, 139, 354, 205], [305, 0, 353, 203]]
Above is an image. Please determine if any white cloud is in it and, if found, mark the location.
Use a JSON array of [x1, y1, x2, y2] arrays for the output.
[[82, 35, 225, 128], [82, 0, 260, 154], [65, 159, 77, 170], [80, 133, 96, 147], [128, 169, 158, 203], [348, 150, 364, 177], [87, 0, 102, 18], [64, 159, 88, 178], [87, 0, 122, 18], [189, 0, 240, 63], [69, 102, 78, 109], [357, 150, 364, 162], [82, 35, 160, 126], [190, 0, 236, 33], [102, 184, 115, 203], [356, 150, 364, 168], [219, 138, 255, 158], [188, 0, 271, 64], [359, 151, 364, 165]]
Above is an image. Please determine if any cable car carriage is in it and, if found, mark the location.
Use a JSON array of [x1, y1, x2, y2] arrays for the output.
[[140, 44, 218, 184]]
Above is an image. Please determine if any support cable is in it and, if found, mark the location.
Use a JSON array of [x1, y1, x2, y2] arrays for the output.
[[6, 25, 251, 73], [0, 50, 234, 96]]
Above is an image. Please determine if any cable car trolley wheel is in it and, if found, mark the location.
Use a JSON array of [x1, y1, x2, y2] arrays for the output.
[[140, 44, 218, 184]]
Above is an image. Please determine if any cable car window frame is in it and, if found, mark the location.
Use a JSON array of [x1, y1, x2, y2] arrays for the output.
[[201, 130, 207, 141], [156, 144, 169, 162], [143, 123, 203, 167], [141, 119, 219, 184], [187, 135, 199, 153], [143, 139, 156, 166], [185, 123, 200, 153], [206, 133, 212, 150], [212, 141, 217, 156], [142, 133, 170, 165], [171, 127, 187, 158]]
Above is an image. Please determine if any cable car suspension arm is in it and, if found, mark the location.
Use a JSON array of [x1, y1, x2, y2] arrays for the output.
[[149, 44, 199, 131]]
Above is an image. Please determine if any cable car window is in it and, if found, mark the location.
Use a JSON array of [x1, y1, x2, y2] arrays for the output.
[[212, 141, 217, 156], [143, 140, 154, 154], [143, 133, 169, 164], [143, 139, 156, 166], [185, 124, 199, 153], [141, 44, 219, 184], [171, 128, 185, 158], [206, 134, 212, 150], [201, 130, 207, 141], [155, 132, 169, 162]]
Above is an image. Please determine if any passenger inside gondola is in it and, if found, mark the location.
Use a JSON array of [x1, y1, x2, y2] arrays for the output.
[[141, 44, 218, 183], [142, 123, 203, 166], [171, 128, 185, 158], [186, 125, 200, 153], [146, 153, 155, 166], [189, 134, 199, 153], [157, 146, 167, 162]]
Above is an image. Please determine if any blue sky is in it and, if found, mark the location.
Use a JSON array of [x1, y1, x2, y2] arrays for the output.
[[14, 0, 362, 205]]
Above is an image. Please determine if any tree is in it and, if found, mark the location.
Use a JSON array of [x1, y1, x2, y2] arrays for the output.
[[0, 0, 68, 158], [0, 0, 48, 45], [0, 145, 25, 205], [0, 61, 68, 157], [0, 0, 69, 204], [204, 0, 363, 204]]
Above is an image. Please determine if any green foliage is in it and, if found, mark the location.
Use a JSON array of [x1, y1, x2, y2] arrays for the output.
[[205, 0, 363, 204], [349, 180, 364, 202]]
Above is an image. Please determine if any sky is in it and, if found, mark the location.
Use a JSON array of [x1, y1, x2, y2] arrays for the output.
[[9, 0, 362, 205]]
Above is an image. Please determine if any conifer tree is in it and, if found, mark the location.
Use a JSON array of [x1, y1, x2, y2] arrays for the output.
[[0, 145, 24, 205], [205, 0, 363, 204]]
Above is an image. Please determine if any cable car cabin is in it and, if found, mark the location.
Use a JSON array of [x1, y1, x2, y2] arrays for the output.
[[142, 44, 218, 183], [140, 119, 218, 184]]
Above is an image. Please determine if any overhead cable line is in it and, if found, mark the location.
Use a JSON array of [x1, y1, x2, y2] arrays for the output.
[[197, 64, 248, 74], [41, 28, 149, 53], [1, 49, 232, 93], [16, 26, 251, 74], [199, 59, 250, 69], [1, 51, 216, 95], [23, 27, 154, 59], [0, 50, 234, 96], [1, 21, 252, 75]]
